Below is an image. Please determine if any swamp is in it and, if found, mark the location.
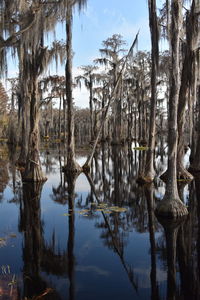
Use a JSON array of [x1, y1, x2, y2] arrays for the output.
[[0, 142, 199, 300], [0, 0, 200, 299]]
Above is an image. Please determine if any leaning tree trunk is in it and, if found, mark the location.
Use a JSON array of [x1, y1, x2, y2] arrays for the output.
[[23, 78, 46, 182], [156, 0, 188, 218], [63, 0, 81, 175], [82, 32, 139, 171]]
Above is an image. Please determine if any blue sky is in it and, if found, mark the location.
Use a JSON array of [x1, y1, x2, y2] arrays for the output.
[[72, 0, 150, 67], [70, 0, 152, 107]]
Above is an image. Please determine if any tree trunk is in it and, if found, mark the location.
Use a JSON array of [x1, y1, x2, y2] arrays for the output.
[[101, 86, 106, 141], [58, 95, 62, 140], [189, 86, 200, 174], [156, 0, 188, 218], [63, 1, 81, 174], [23, 78, 46, 182], [17, 44, 29, 166], [63, 94, 67, 142], [18, 98, 29, 166], [175, 1, 198, 180], [139, 0, 159, 183], [89, 75, 94, 141]]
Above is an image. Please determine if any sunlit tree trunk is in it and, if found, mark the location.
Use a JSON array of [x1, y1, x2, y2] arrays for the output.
[[189, 86, 200, 173], [156, 0, 188, 218], [176, 0, 198, 180], [23, 75, 46, 182], [63, 0, 81, 174], [89, 74, 94, 141], [139, 0, 159, 183]]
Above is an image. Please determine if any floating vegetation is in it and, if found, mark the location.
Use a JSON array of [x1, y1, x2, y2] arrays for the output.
[[103, 210, 112, 214], [9, 233, 17, 238], [43, 136, 50, 140], [0, 138, 8, 142], [62, 205, 127, 218], [0, 232, 17, 247], [53, 139, 61, 143], [177, 179, 191, 182], [133, 146, 149, 151]]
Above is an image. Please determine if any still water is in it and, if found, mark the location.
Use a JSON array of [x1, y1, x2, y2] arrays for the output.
[[0, 143, 199, 299]]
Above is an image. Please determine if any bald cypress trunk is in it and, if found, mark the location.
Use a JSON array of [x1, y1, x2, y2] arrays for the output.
[[189, 86, 200, 174], [23, 77, 46, 182], [17, 45, 29, 166], [18, 99, 29, 166], [156, 0, 188, 218], [139, 0, 159, 183], [173, 0, 197, 180], [89, 75, 94, 141], [63, 0, 81, 174]]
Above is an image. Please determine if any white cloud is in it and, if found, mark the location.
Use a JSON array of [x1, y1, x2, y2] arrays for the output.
[[72, 66, 89, 108], [73, 85, 89, 108]]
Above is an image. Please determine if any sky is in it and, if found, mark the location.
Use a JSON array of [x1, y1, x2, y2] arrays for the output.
[[7, 0, 166, 108], [70, 0, 151, 107]]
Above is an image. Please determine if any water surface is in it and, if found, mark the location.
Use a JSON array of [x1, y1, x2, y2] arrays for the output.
[[0, 144, 199, 300]]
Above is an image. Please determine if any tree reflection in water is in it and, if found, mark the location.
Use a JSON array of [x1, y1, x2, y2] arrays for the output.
[[2, 143, 200, 299], [19, 181, 74, 299]]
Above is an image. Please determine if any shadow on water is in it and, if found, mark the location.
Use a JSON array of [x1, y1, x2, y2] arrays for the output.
[[0, 143, 200, 299]]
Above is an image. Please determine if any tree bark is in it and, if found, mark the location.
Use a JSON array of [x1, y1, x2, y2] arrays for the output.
[[23, 78, 46, 182], [89, 75, 94, 141], [138, 0, 159, 183], [189, 86, 200, 174], [63, 0, 81, 174], [156, 0, 188, 218], [18, 98, 29, 166], [175, 1, 198, 180]]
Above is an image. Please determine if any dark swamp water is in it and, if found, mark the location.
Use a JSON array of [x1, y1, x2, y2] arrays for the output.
[[0, 142, 200, 300]]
